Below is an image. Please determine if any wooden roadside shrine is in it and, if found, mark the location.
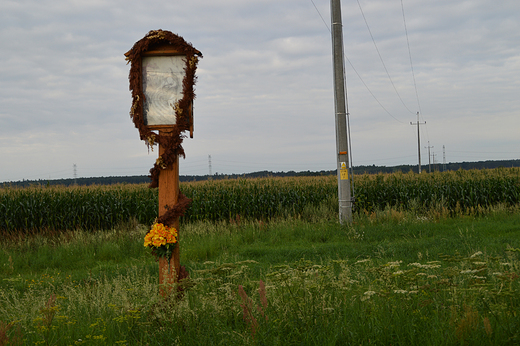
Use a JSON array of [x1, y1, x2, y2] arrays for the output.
[[125, 30, 202, 296]]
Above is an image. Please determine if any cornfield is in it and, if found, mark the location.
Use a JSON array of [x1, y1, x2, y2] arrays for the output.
[[1, 168, 519, 234], [355, 167, 520, 213], [182, 176, 335, 221], [0, 185, 157, 233]]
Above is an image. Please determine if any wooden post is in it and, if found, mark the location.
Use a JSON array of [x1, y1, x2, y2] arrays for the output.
[[126, 30, 201, 299], [158, 128, 180, 295]]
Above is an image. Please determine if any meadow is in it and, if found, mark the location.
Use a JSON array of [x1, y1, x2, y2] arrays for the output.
[[1, 168, 519, 344]]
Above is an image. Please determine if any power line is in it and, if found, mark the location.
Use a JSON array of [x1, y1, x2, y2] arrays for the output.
[[345, 57, 404, 123], [400, 0, 422, 116], [398, 0, 431, 150], [309, 0, 404, 123], [450, 150, 520, 154], [356, 0, 415, 116], [310, 0, 427, 125], [310, 0, 330, 33]]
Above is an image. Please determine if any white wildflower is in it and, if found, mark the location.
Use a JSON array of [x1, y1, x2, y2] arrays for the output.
[[355, 259, 371, 264], [408, 263, 441, 269], [460, 269, 479, 274], [386, 261, 402, 268]]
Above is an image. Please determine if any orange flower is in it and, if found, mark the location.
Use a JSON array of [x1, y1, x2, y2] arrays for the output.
[[144, 223, 178, 249]]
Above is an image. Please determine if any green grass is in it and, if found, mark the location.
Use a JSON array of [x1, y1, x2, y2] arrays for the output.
[[1, 209, 519, 344]]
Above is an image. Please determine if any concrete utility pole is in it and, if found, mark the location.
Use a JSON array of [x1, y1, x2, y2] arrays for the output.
[[331, 0, 352, 224], [425, 141, 433, 173], [410, 112, 425, 173]]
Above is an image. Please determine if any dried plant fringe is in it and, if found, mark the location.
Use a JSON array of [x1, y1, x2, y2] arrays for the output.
[[238, 280, 268, 338], [126, 29, 202, 227]]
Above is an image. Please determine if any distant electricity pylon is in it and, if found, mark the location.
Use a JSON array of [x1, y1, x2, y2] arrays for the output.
[[73, 164, 77, 185], [208, 155, 212, 179], [410, 112, 426, 173], [443, 145, 447, 171]]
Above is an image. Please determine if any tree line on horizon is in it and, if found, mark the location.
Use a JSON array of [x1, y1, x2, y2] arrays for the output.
[[2, 159, 519, 188]]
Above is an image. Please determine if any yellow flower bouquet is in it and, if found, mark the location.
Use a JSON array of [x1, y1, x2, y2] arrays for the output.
[[144, 223, 178, 259]]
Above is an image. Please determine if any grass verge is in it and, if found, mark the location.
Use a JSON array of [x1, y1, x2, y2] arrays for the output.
[[0, 210, 519, 344]]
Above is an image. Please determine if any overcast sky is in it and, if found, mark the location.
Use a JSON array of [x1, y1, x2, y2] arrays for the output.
[[1, 0, 519, 182]]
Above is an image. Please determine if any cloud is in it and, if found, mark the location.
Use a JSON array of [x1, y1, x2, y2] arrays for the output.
[[1, 0, 519, 182]]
